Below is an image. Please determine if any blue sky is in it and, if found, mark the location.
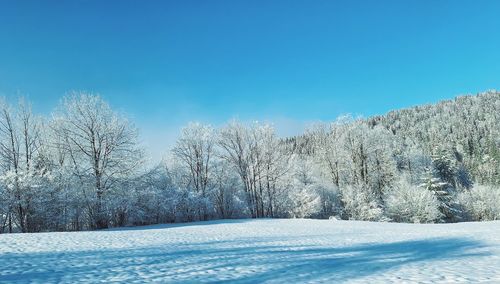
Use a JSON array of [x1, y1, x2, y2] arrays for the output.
[[1, 1, 500, 159]]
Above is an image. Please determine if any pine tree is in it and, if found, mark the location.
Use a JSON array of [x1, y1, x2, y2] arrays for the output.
[[419, 167, 461, 222], [431, 148, 457, 188]]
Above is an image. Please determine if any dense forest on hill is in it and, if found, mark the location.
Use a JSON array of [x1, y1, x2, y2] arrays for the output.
[[1, 91, 499, 233], [286, 91, 500, 186]]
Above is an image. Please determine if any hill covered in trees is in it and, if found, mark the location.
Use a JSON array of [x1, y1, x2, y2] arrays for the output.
[[284, 91, 500, 222], [0, 91, 499, 233]]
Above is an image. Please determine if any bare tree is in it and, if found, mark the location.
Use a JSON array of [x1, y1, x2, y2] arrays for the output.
[[53, 92, 143, 229], [218, 121, 288, 218], [0, 98, 44, 232], [218, 121, 255, 216], [171, 122, 215, 220]]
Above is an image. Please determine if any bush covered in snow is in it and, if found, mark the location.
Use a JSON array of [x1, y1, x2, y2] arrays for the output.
[[459, 185, 500, 221], [384, 180, 441, 223], [340, 184, 384, 221]]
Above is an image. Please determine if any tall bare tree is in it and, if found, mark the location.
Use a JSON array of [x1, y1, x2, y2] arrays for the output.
[[53, 92, 143, 229], [171, 122, 215, 220]]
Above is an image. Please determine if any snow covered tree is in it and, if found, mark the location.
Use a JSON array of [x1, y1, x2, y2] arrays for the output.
[[477, 141, 500, 186], [171, 122, 215, 220], [211, 160, 246, 219], [431, 148, 457, 189], [309, 122, 344, 188], [290, 187, 321, 218], [338, 120, 397, 201], [419, 168, 461, 222], [129, 164, 178, 225], [287, 155, 338, 218], [0, 98, 50, 232], [52, 92, 143, 229], [218, 121, 289, 218], [385, 178, 441, 223], [458, 185, 500, 221], [257, 124, 291, 217], [340, 184, 384, 221]]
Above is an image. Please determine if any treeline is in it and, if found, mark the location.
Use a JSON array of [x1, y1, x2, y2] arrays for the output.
[[0, 91, 499, 233]]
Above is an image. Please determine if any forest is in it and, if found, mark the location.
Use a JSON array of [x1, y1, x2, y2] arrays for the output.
[[0, 91, 499, 233]]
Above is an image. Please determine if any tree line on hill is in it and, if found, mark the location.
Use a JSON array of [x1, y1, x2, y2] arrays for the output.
[[0, 91, 499, 233]]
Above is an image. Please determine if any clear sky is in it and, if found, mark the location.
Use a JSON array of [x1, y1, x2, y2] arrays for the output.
[[1, 1, 499, 160]]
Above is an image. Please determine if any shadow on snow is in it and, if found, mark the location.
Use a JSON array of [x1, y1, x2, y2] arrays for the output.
[[0, 237, 491, 283]]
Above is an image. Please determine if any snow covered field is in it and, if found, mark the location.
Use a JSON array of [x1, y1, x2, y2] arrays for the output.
[[1, 219, 499, 283]]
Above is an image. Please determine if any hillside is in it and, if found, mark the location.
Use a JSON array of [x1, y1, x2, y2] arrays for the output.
[[287, 91, 500, 187], [370, 91, 500, 185]]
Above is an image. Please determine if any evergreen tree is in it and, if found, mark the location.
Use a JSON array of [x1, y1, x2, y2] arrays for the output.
[[431, 148, 457, 188], [419, 167, 461, 222]]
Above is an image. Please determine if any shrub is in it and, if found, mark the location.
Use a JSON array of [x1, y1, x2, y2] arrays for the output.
[[385, 180, 441, 223], [459, 185, 500, 221], [341, 184, 384, 221]]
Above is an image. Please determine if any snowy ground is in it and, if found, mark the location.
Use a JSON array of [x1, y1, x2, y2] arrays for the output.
[[1, 219, 499, 283]]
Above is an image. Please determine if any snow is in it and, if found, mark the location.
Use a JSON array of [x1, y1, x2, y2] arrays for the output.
[[1, 219, 499, 283]]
